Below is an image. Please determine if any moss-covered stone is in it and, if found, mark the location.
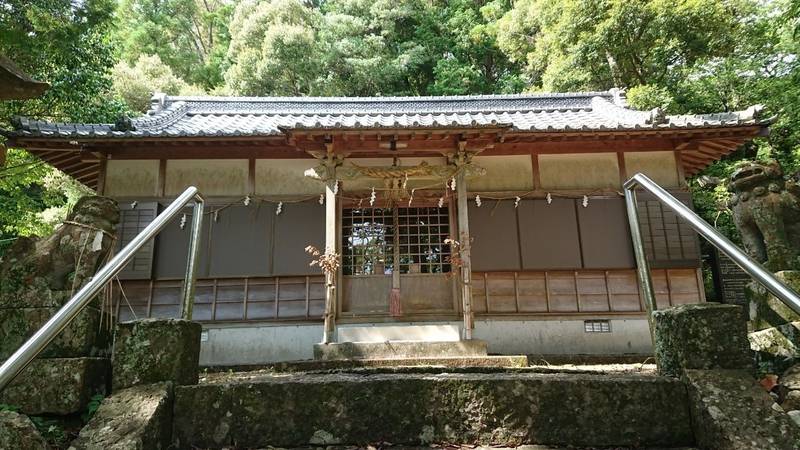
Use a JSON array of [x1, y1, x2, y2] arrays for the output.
[[653, 303, 753, 377], [748, 321, 800, 374], [173, 372, 693, 449], [684, 369, 800, 450], [70, 382, 173, 450], [0, 411, 48, 450], [747, 272, 800, 330], [113, 319, 201, 391], [0, 289, 75, 309], [0, 357, 109, 415], [0, 306, 111, 359]]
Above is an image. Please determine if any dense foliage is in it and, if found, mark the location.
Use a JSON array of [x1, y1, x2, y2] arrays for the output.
[[1, 0, 799, 268]]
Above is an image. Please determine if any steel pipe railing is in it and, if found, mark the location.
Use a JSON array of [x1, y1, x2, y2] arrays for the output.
[[0, 186, 204, 391], [623, 173, 800, 325]]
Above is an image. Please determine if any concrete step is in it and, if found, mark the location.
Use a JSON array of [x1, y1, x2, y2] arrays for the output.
[[173, 371, 692, 449], [313, 340, 488, 360]]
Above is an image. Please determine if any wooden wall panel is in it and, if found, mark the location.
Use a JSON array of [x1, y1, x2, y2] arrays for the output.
[[606, 271, 642, 312], [518, 199, 582, 269], [578, 198, 635, 269], [576, 271, 610, 312], [153, 205, 211, 279], [468, 202, 521, 271], [637, 192, 701, 268], [485, 272, 517, 312], [209, 204, 272, 277], [272, 201, 324, 275], [547, 272, 579, 312], [516, 272, 548, 312]]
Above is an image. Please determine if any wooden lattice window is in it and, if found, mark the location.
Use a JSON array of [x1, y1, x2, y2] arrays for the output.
[[342, 207, 451, 276]]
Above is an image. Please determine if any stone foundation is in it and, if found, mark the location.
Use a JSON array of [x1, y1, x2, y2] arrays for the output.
[[113, 319, 202, 391], [70, 382, 173, 450], [684, 369, 800, 449], [173, 372, 692, 448], [652, 303, 753, 377], [0, 357, 109, 415], [313, 340, 488, 360]]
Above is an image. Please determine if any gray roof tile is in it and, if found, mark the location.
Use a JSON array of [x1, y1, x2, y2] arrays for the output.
[[5, 91, 767, 139]]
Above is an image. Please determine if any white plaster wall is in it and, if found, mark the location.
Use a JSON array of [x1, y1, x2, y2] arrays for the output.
[[105, 160, 159, 197], [199, 323, 323, 365], [539, 153, 620, 190], [198, 318, 652, 365], [165, 159, 248, 196], [624, 151, 680, 187], [472, 319, 653, 355], [255, 159, 323, 195], [470, 155, 534, 191]]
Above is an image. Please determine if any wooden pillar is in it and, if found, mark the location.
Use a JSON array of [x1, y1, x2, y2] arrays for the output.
[[321, 157, 339, 344], [455, 153, 474, 340]]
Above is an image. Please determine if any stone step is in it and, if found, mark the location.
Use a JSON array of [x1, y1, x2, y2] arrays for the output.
[[313, 339, 488, 360], [203, 355, 529, 373], [173, 371, 692, 449]]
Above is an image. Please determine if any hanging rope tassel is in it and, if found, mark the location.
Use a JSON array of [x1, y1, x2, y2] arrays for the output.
[[389, 288, 402, 317]]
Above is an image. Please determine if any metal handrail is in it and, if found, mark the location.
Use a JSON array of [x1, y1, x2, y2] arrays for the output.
[[0, 186, 205, 391], [623, 173, 800, 325]]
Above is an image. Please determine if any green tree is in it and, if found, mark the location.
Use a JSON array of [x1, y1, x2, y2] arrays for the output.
[[224, 0, 324, 95], [113, 54, 204, 112], [116, 0, 234, 90]]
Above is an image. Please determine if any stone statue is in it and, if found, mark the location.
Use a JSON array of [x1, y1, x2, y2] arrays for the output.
[[727, 160, 800, 271], [0, 196, 120, 297]]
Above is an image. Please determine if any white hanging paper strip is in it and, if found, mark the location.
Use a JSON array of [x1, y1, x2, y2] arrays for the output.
[[475, 195, 482, 207], [546, 193, 552, 204], [244, 195, 251, 206], [450, 177, 456, 191], [276, 202, 283, 215], [582, 195, 589, 208], [130, 201, 137, 209], [213, 210, 219, 222], [179, 213, 187, 230], [333, 181, 339, 195], [91, 230, 103, 252], [438, 197, 444, 208], [514, 196, 521, 208], [319, 194, 324, 205], [369, 187, 376, 206]]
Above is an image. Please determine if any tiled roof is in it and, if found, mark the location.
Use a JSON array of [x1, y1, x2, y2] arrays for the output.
[[6, 90, 767, 139]]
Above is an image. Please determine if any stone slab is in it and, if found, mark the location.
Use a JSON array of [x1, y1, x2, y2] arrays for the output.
[[748, 321, 800, 374], [313, 340, 488, 360], [653, 303, 753, 377], [70, 382, 173, 450], [203, 355, 529, 373], [113, 319, 202, 391], [173, 372, 693, 449], [0, 410, 48, 450], [746, 271, 800, 331], [0, 357, 109, 415], [684, 369, 800, 450], [0, 306, 111, 359]]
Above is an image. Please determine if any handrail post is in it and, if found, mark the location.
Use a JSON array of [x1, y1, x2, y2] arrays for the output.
[[181, 195, 204, 320], [623, 187, 658, 343]]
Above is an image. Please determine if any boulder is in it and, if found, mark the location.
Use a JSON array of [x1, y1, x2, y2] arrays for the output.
[[653, 303, 753, 377], [0, 357, 109, 415], [781, 364, 800, 390], [112, 319, 201, 391], [781, 390, 800, 412], [0, 306, 110, 359], [70, 382, 173, 450], [748, 321, 800, 374], [0, 410, 48, 450], [684, 369, 800, 449], [746, 271, 800, 331]]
